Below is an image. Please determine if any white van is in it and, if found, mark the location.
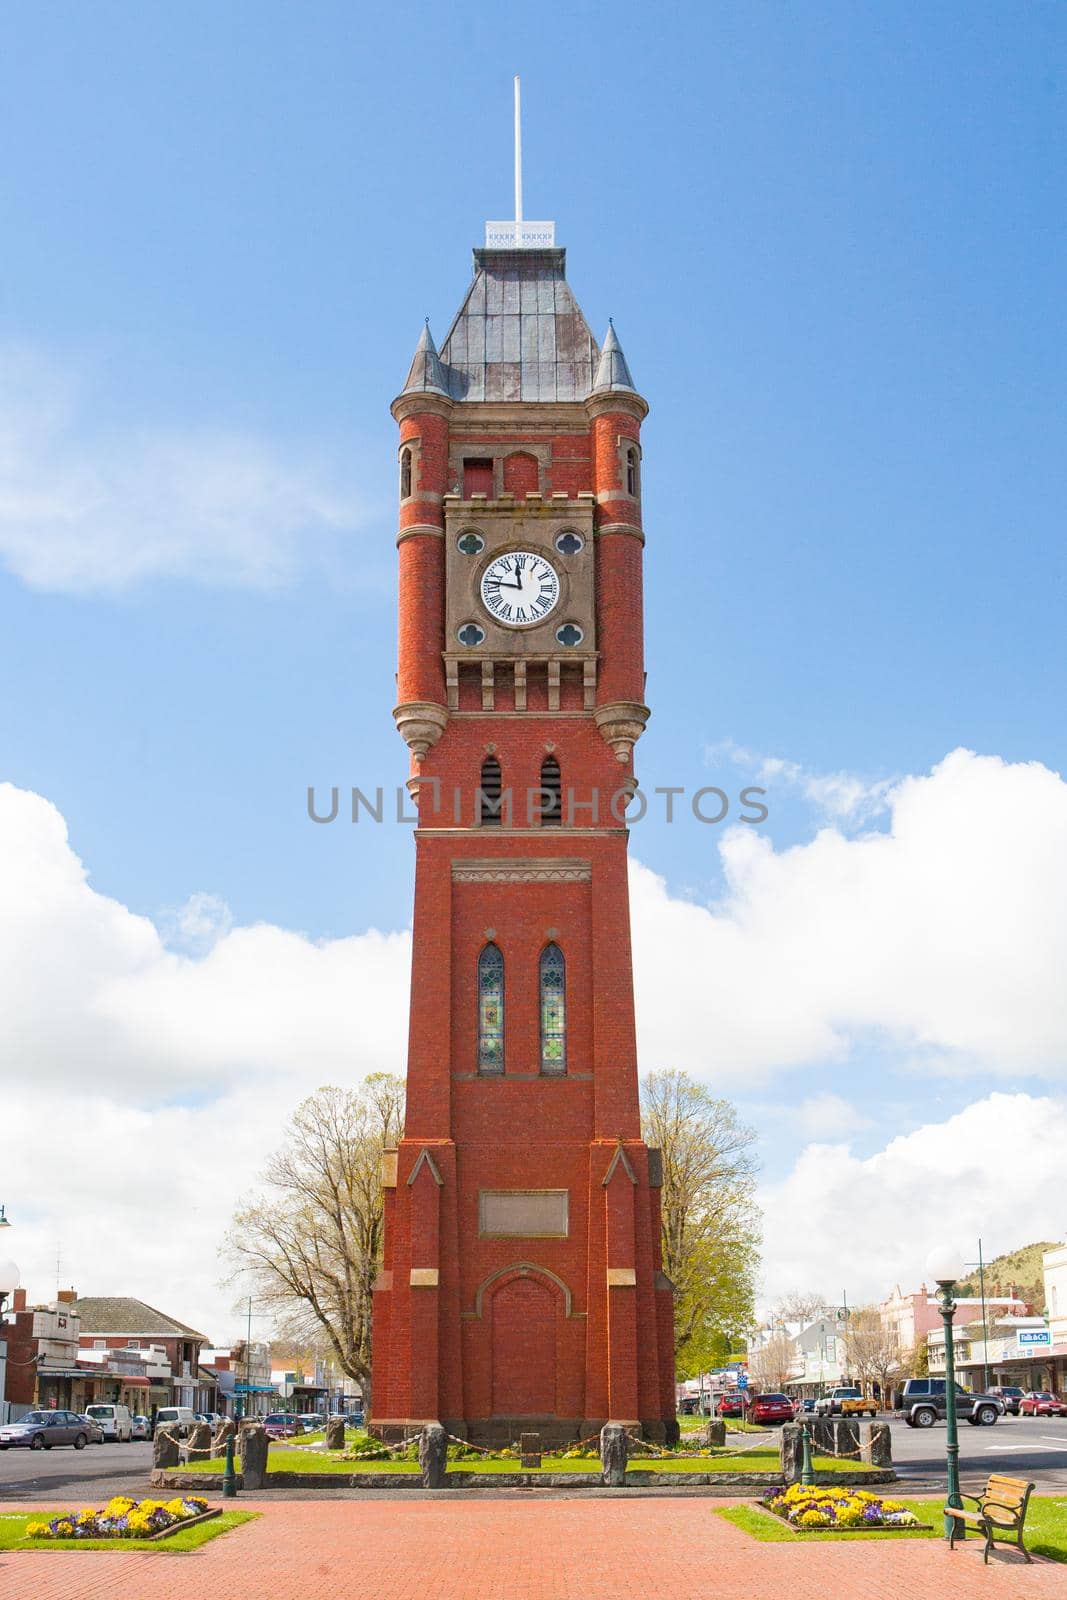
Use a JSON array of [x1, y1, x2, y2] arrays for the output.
[[85, 1403, 133, 1442], [153, 1405, 197, 1439]]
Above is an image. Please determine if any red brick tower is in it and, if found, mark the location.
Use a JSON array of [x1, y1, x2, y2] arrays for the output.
[[370, 211, 676, 1444]]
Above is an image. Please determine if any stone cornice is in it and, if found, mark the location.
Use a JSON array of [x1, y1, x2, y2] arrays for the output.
[[595, 522, 645, 544], [391, 391, 454, 423], [396, 524, 445, 545]]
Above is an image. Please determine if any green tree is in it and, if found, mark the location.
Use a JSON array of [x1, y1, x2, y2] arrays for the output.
[[223, 1075, 404, 1406], [641, 1068, 761, 1378]]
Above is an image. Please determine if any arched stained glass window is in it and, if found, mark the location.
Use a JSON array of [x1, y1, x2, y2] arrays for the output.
[[478, 944, 505, 1074], [540, 944, 566, 1075]]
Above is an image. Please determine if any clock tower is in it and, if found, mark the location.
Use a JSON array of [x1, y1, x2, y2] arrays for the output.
[[370, 209, 677, 1444]]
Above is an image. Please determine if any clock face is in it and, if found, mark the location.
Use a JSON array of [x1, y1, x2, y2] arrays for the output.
[[480, 550, 560, 628]]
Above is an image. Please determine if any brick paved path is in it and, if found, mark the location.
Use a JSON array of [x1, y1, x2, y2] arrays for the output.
[[0, 1496, 1061, 1600]]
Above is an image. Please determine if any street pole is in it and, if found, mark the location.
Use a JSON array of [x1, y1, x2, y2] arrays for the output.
[[800, 1417, 815, 1486], [937, 1276, 963, 1537], [222, 1431, 237, 1498], [977, 1239, 989, 1394]]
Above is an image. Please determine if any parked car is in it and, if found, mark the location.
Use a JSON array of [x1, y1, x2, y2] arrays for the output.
[[799, 1398, 816, 1413], [0, 1410, 94, 1450], [131, 1414, 151, 1440], [750, 1393, 796, 1425], [897, 1378, 1002, 1427], [989, 1386, 1025, 1416], [814, 1386, 879, 1417], [194, 1412, 225, 1429], [1019, 1391, 1067, 1417], [297, 1413, 325, 1432], [153, 1405, 197, 1439], [84, 1402, 133, 1442], [715, 1390, 746, 1418], [77, 1414, 105, 1444], [263, 1412, 304, 1438]]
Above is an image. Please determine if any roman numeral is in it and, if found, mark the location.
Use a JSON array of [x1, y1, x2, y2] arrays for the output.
[[516, 607, 527, 622]]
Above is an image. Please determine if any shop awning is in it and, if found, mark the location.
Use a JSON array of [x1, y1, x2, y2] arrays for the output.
[[233, 1383, 277, 1394]]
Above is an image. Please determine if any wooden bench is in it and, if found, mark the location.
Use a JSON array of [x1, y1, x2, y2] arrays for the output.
[[945, 1474, 1035, 1563]]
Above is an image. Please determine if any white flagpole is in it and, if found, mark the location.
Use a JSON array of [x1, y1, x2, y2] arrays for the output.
[[514, 75, 523, 245]]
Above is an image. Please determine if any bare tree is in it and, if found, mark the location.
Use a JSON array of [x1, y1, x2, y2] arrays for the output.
[[772, 1289, 830, 1325], [748, 1331, 799, 1391], [641, 1068, 761, 1377], [223, 1075, 404, 1406], [843, 1306, 905, 1399]]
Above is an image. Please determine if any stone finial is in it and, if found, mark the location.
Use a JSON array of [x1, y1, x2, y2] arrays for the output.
[[591, 321, 637, 394], [400, 321, 449, 398]]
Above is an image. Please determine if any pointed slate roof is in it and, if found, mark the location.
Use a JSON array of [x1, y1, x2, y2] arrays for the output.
[[437, 247, 601, 402], [400, 320, 449, 398], [590, 320, 636, 394]]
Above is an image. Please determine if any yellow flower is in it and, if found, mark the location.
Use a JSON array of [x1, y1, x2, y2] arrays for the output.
[[798, 1509, 832, 1527]]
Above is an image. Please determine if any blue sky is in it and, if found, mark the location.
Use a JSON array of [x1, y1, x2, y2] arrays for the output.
[[1, 1, 1065, 1329]]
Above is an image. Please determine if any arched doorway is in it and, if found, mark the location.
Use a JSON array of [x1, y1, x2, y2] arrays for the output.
[[491, 1275, 557, 1416]]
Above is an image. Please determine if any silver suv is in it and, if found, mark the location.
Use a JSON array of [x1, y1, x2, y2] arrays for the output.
[[898, 1378, 1002, 1427]]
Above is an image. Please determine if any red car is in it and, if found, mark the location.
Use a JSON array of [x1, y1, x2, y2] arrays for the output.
[[1019, 1391, 1067, 1417], [750, 1393, 797, 1425], [715, 1390, 747, 1418], [263, 1412, 304, 1438]]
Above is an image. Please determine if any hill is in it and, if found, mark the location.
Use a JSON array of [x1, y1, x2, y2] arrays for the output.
[[954, 1241, 1062, 1311]]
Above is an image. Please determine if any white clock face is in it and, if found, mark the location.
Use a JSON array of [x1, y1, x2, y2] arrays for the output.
[[480, 550, 560, 628]]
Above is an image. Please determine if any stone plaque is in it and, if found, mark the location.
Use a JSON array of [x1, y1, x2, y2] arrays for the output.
[[479, 1189, 569, 1238]]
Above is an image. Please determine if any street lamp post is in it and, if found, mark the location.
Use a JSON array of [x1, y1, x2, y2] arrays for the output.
[[928, 1248, 966, 1539], [0, 1250, 22, 1422]]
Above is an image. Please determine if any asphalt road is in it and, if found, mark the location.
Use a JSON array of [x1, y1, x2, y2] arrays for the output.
[[886, 1412, 1067, 1493], [0, 1416, 1064, 1502], [0, 1438, 154, 1501]]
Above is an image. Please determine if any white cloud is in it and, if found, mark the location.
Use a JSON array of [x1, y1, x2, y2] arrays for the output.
[[0, 345, 379, 592], [793, 1093, 873, 1137], [3, 744, 1066, 1334], [760, 1093, 1067, 1305], [0, 783, 411, 1093], [632, 749, 1067, 1080], [707, 738, 894, 824]]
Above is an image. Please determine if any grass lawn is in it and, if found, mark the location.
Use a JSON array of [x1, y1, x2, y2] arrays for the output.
[[183, 1450, 419, 1475], [0, 1511, 258, 1553], [180, 1445, 879, 1477], [716, 1498, 1067, 1562]]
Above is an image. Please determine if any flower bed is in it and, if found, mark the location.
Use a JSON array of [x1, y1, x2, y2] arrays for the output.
[[26, 1495, 212, 1541], [763, 1485, 924, 1531]]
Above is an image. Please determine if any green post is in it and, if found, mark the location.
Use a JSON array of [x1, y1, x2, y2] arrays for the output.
[[800, 1418, 815, 1486], [222, 1432, 238, 1499], [938, 1279, 962, 1537]]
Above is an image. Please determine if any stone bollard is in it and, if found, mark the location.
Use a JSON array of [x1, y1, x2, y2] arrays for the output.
[[865, 1421, 893, 1467], [325, 1415, 346, 1451], [702, 1419, 726, 1449], [779, 1422, 802, 1481], [153, 1428, 180, 1470], [185, 1421, 213, 1460], [239, 1422, 269, 1489], [215, 1417, 236, 1450], [664, 1417, 681, 1448], [600, 1422, 628, 1487], [833, 1419, 860, 1460], [419, 1423, 448, 1488], [812, 1418, 836, 1454], [519, 1432, 541, 1468]]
